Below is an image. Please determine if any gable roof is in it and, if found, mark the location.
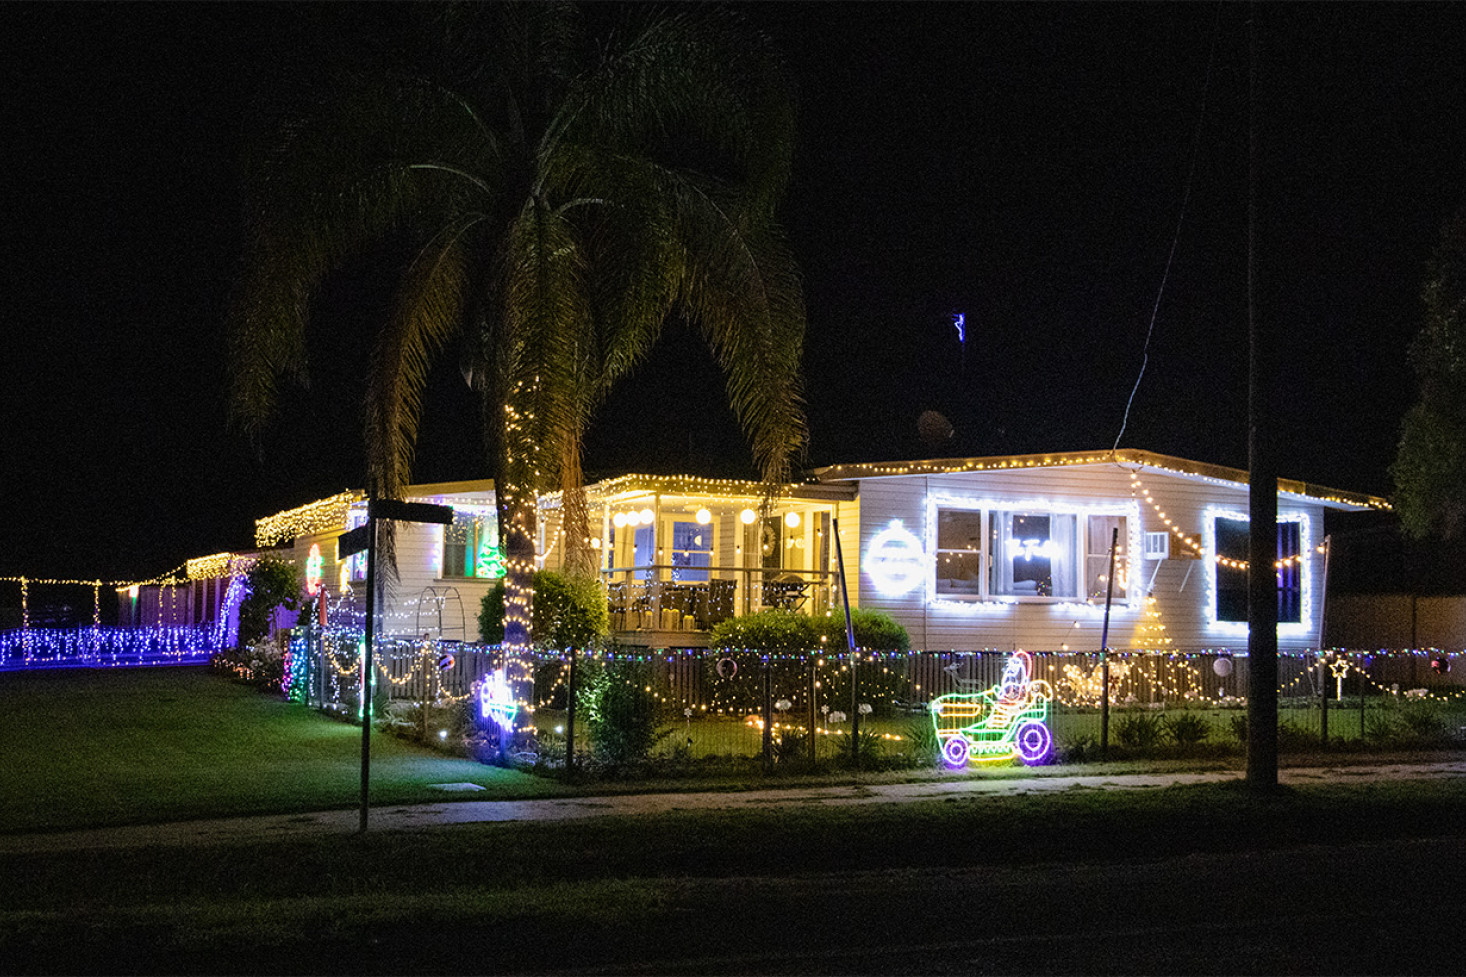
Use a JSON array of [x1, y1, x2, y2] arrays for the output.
[[809, 448, 1390, 512]]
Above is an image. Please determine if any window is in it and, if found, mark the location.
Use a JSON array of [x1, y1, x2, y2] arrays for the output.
[[935, 509, 983, 596], [990, 511, 1078, 598], [1086, 515, 1127, 600], [442, 511, 504, 580], [1214, 517, 1301, 623], [670, 521, 711, 582], [634, 525, 654, 580], [930, 502, 1130, 603]]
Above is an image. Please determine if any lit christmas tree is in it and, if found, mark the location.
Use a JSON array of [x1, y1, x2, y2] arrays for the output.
[[1132, 591, 1172, 651]]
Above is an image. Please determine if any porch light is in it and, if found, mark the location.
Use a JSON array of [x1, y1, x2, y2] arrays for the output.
[[784, 511, 801, 529], [696, 507, 712, 524], [639, 507, 654, 525], [740, 508, 757, 524], [612, 512, 627, 529]]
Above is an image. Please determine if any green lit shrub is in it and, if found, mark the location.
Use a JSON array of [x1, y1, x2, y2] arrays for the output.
[[579, 663, 667, 765], [236, 555, 302, 648], [478, 570, 609, 649]]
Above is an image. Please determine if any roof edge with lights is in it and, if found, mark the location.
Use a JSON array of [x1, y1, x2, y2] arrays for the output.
[[809, 449, 1390, 511]]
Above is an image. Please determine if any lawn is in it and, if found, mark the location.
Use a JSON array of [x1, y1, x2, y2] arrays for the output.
[[2, 776, 1465, 974], [0, 666, 563, 834]]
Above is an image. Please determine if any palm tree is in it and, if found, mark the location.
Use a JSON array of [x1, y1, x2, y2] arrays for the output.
[[229, 3, 807, 651]]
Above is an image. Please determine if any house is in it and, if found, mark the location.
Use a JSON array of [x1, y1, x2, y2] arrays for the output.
[[808, 449, 1389, 653], [168, 449, 1387, 653]]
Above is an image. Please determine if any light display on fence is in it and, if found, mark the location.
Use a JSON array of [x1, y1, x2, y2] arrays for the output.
[[931, 650, 1053, 766]]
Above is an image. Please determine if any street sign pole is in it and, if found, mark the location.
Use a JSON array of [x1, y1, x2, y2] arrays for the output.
[[344, 498, 454, 833], [359, 512, 377, 834]]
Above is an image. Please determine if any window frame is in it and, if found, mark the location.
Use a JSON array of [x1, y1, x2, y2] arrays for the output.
[[927, 497, 1135, 606], [1204, 508, 1310, 633]]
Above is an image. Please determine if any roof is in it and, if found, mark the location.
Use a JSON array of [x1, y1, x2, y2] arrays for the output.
[[542, 473, 854, 509], [809, 448, 1390, 512]]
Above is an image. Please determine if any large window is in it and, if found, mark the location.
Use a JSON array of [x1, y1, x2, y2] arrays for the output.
[[990, 511, 1078, 598], [1214, 517, 1302, 623], [442, 511, 504, 580], [931, 504, 1125, 602]]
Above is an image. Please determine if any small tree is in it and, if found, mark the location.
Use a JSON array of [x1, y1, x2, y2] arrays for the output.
[[236, 555, 302, 648], [1394, 206, 1466, 539]]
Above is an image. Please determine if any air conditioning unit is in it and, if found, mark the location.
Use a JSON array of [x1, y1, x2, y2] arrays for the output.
[[1144, 531, 1170, 560]]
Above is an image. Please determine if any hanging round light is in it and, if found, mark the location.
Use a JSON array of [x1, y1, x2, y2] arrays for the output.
[[695, 507, 712, 525], [740, 508, 757, 525]]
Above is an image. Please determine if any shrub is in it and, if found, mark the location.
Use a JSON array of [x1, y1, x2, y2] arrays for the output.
[[903, 719, 941, 767], [834, 727, 884, 769], [1115, 711, 1164, 749], [236, 555, 302, 648], [1399, 702, 1449, 742], [478, 570, 609, 648], [709, 609, 819, 653], [1165, 712, 1211, 747], [579, 664, 667, 765], [817, 608, 911, 652]]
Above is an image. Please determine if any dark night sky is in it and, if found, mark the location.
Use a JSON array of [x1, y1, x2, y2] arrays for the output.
[[2, 3, 1464, 586]]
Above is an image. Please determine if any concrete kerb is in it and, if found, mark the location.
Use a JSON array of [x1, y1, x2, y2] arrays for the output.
[[2, 760, 1463, 855]]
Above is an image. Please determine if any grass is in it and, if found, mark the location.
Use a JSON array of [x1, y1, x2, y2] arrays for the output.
[[3, 776, 1466, 973], [0, 666, 564, 834]]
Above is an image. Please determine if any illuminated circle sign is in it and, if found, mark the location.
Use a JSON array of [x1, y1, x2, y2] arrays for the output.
[[865, 520, 924, 596], [479, 668, 518, 729], [305, 543, 323, 595]]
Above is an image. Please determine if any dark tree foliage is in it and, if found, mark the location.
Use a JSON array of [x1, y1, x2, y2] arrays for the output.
[[237, 555, 303, 647], [1393, 207, 1466, 539]]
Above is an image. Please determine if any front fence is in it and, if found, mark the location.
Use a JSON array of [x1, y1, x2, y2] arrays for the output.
[[280, 634, 1466, 763]]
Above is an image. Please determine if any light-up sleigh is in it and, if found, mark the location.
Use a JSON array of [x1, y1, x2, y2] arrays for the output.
[[930, 650, 1054, 766]]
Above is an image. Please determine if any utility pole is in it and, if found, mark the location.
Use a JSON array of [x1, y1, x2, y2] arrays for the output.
[[1246, 6, 1279, 791]]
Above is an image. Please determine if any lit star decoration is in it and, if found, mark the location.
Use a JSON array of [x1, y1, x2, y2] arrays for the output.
[[479, 667, 518, 729]]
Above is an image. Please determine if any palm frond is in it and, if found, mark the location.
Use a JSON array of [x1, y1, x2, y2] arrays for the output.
[[363, 221, 479, 502]]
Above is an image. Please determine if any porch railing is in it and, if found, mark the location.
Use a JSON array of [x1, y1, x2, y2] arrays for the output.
[[601, 565, 836, 633]]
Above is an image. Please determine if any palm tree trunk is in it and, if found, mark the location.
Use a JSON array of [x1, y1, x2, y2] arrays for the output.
[[560, 426, 599, 581]]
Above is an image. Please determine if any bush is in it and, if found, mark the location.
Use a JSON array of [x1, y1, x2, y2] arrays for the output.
[[708, 607, 911, 654], [579, 664, 667, 765], [709, 609, 819, 653], [834, 727, 884, 769], [1165, 712, 1211, 747], [237, 555, 302, 648], [817, 608, 911, 652], [903, 719, 941, 767], [479, 570, 609, 649], [1115, 711, 1164, 749]]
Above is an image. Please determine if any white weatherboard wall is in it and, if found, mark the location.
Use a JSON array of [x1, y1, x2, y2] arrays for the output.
[[843, 462, 1329, 653]]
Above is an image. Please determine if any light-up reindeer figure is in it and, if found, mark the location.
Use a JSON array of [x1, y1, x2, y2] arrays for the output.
[[931, 650, 1054, 766]]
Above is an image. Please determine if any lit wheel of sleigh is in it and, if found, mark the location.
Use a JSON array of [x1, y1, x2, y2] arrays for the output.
[[931, 651, 1054, 767]]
